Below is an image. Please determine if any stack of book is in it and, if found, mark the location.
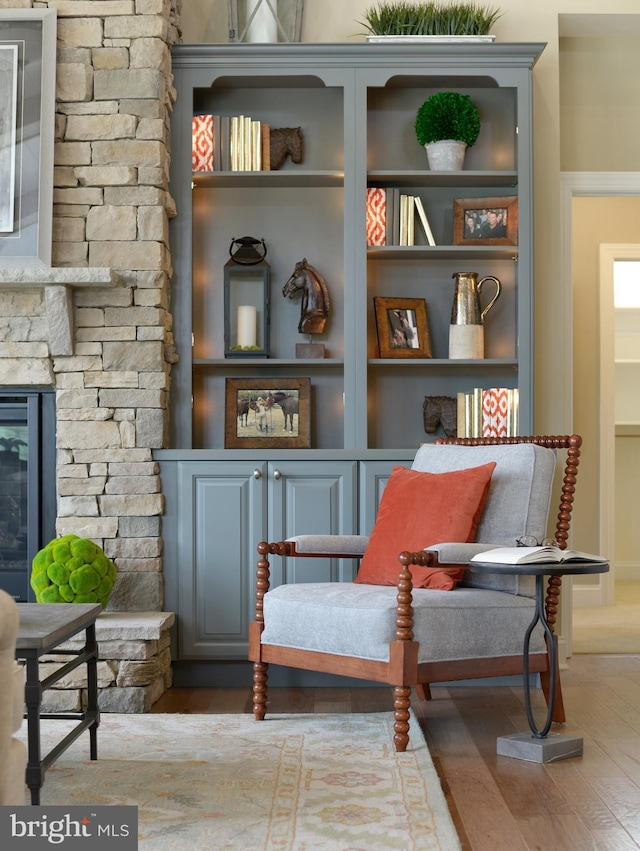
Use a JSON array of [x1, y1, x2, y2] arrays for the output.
[[456, 387, 519, 438], [366, 188, 436, 247], [191, 113, 271, 173]]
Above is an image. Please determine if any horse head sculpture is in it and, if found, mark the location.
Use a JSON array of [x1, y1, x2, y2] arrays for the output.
[[270, 127, 304, 170], [282, 259, 330, 336]]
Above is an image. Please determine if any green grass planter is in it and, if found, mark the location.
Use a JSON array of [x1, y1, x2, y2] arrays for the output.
[[31, 534, 117, 608], [360, 2, 502, 37]]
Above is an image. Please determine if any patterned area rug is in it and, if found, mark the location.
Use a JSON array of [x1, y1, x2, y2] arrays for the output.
[[26, 712, 461, 850]]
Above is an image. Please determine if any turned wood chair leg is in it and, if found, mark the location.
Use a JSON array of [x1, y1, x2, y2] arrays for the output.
[[253, 661, 268, 720], [393, 685, 411, 752], [415, 683, 432, 701]]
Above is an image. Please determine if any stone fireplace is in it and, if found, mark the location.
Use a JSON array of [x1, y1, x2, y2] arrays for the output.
[[0, 0, 183, 710]]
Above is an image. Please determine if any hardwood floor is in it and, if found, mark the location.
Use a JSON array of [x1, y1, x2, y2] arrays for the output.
[[152, 654, 640, 850]]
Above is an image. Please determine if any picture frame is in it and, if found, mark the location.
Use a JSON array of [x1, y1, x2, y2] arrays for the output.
[[374, 297, 432, 359], [0, 9, 56, 267], [452, 196, 518, 246], [225, 377, 311, 449]]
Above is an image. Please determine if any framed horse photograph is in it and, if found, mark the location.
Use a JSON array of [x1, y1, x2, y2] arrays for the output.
[[374, 297, 433, 359], [225, 377, 311, 449]]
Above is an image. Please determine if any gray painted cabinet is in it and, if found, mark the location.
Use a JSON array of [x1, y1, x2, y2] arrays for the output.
[[168, 459, 357, 659], [159, 43, 545, 666]]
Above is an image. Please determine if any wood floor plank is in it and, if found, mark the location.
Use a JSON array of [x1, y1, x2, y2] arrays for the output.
[[517, 813, 598, 851], [589, 777, 640, 844], [349, 686, 393, 713], [546, 761, 628, 831], [592, 828, 640, 850], [414, 693, 529, 851]]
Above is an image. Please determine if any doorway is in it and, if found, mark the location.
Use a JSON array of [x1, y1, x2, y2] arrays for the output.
[[559, 176, 640, 656], [572, 249, 640, 653], [572, 251, 640, 653]]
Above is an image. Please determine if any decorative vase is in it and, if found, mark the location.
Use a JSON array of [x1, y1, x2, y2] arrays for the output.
[[448, 272, 502, 359], [425, 140, 467, 171]]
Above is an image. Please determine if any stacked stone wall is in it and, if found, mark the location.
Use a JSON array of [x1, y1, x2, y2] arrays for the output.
[[0, 0, 182, 613]]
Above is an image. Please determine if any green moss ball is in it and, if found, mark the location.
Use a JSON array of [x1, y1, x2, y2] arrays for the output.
[[30, 535, 116, 609]]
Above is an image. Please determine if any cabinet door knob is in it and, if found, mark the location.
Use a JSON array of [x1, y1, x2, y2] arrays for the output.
[[253, 469, 262, 479], [273, 469, 282, 480]]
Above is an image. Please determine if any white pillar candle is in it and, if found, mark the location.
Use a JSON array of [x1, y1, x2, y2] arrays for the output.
[[237, 305, 257, 348], [245, 0, 277, 43]]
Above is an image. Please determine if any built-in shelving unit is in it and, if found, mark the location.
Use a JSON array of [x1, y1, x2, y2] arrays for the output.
[[167, 43, 544, 452], [159, 43, 545, 666]]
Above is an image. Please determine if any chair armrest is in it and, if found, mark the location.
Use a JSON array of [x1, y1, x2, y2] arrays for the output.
[[424, 542, 504, 564], [253, 537, 368, 623], [285, 535, 369, 558]]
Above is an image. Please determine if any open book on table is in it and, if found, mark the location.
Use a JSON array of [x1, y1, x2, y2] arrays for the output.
[[470, 546, 607, 565]]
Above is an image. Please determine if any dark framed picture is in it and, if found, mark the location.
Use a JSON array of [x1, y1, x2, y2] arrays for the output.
[[453, 196, 518, 246], [225, 377, 311, 449], [0, 10, 56, 267], [374, 297, 432, 359]]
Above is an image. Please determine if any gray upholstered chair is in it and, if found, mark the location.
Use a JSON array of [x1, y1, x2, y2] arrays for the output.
[[0, 589, 27, 805], [249, 435, 582, 751]]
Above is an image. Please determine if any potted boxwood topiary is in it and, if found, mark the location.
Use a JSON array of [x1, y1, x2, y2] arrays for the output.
[[415, 91, 480, 170], [30, 534, 117, 609], [360, 2, 502, 40]]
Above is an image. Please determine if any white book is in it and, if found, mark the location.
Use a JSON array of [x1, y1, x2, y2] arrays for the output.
[[472, 387, 482, 438], [471, 546, 607, 565], [230, 115, 240, 171], [399, 194, 408, 245], [407, 195, 415, 245], [244, 116, 252, 170], [251, 119, 261, 170], [414, 196, 436, 246]]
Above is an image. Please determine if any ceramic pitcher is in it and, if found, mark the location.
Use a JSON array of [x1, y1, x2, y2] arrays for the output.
[[450, 272, 501, 326], [449, 272, 501, 359]]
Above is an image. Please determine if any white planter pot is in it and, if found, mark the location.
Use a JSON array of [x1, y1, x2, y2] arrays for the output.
[[425, 140, 467, 171]]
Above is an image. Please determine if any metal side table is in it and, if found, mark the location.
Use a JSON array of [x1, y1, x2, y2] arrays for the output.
[[470, 559, 609, 763], [15, 603, 101, 804]]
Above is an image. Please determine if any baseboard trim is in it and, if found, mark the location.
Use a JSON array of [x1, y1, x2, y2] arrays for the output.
[[572, 584, 603, 607]]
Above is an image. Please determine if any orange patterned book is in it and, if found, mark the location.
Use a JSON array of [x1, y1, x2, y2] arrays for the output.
[[192, 114, 214, 172], [366, 187, 386, 246]]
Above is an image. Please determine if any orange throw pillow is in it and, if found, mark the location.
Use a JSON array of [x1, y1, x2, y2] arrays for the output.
[[354, 462, 496, 590]]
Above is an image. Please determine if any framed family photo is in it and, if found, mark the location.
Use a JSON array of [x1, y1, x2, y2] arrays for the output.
[[374, 297, 432, 359], [225, 377, 311, 449], [453, 196, 518, 246], [0, 9, 56, 267]]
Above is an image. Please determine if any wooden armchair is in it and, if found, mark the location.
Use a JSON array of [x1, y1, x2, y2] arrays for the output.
[[249, 435, 582, 751]]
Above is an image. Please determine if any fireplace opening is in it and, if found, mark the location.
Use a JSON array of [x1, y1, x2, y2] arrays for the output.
[[0, 389, 56, 601]]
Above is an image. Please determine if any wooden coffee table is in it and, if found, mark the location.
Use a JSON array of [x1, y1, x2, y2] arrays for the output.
[[15, 603, 101, 804]]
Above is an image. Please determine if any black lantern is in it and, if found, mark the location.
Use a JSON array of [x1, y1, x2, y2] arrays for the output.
[[224, 236, 270, 358]]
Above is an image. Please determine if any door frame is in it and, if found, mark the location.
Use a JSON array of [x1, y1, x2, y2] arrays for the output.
[[560, 174, 640, 619]]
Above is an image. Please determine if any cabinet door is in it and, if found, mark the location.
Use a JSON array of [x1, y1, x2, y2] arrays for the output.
[[268, 460, 358, 584], [359, 459, 411, 536], [176, 461, 266, 659]]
